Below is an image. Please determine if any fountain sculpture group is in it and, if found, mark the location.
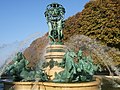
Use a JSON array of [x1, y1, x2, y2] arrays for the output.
[[3, 3, 101, 90]]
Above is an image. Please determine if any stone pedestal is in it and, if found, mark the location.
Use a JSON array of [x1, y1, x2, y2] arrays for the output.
[[45, 45, 66, 80]]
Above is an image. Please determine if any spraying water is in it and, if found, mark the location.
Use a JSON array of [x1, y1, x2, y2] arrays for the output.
[[65, 35, 120, 77], [0, 32, 41, 77]]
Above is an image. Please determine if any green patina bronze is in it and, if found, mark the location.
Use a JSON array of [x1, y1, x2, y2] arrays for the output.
[[5, 52, 48, 81], [5, 50, 100, 82], [4, 3, 101, 83], [42, 48, 101, 83], [52, 49, 101, 82], [44, 3, 65, 45]]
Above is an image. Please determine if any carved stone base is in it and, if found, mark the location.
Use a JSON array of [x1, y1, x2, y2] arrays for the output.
[[4, 78, 101, 90], [45, 45, 66, 80]]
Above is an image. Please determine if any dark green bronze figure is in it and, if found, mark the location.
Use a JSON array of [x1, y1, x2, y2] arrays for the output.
[[53, 49, 101, 82], [44, 3, 65, 45], [5, 52, 48, 81]]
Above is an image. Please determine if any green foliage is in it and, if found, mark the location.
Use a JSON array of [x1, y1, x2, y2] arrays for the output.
[[63, 0, 120, 50]]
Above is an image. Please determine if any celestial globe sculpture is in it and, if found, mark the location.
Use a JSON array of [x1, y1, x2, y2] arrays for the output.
[[44, 3, 65, 45]]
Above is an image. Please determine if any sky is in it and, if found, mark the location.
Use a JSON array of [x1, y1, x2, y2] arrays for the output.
[[0, 0, 90, 45]]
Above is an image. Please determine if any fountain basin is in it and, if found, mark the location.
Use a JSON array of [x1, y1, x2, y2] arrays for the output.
[[4, 78, 101, 90]]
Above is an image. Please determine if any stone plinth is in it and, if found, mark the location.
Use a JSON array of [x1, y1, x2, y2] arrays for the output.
[[45, 45, 66, 80], [4, 78, 101, 90]]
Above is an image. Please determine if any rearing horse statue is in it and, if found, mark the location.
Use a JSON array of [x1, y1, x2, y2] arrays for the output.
[[44, 3, 65, 44]]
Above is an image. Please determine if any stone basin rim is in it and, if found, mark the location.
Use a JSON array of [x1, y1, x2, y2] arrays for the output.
[[4, 78, 100, 87]]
